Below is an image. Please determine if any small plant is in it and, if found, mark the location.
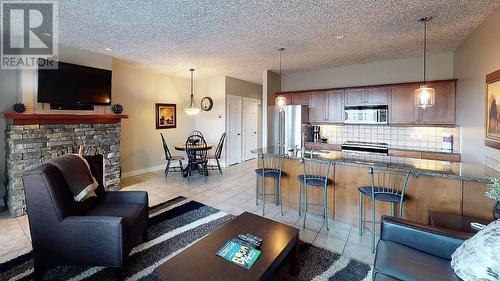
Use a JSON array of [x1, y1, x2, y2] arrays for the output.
[[485, 178, 500, 202], [12, 103, 26, 113], [111, 104, 123, 114]]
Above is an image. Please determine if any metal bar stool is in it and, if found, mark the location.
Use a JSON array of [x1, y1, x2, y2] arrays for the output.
[[255, 154, 285, 217], [297, 158, 334, 232], [358, 167, 412, 253]]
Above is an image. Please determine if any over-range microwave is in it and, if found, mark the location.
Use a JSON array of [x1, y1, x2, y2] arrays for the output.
[[344, 105, 388, 124]]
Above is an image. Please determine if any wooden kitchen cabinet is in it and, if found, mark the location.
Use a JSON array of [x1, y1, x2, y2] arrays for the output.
[[326, 90, 344, 123], [390, 85, 419, 124], [345, 87, 388, 106], [345, 89, 365, 106], [291, 92, 309, 105], [421, 82, 456, 125], [309, 91, 327, 122], [390, 81, 456, 125], [366, 87, 389, 105]]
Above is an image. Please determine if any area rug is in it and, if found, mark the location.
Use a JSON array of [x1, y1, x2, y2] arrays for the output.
[[0, 196, 372, 281]]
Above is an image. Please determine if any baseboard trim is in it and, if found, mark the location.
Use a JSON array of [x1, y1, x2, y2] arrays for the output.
[[122, 164, 164, 178]]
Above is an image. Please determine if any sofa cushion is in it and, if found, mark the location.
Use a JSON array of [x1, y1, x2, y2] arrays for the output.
[[451, 219, 500, 281], [375, 240, 461, 281], [85, 203, 147, 245], [373, 272, 400, 281]]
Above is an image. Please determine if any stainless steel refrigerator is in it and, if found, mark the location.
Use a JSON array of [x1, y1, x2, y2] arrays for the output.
[[267, 105, 309, 149]]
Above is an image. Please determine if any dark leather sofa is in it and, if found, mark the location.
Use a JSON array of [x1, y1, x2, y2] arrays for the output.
[[373, 216, 471, 281], [22, 155, 149, 280]]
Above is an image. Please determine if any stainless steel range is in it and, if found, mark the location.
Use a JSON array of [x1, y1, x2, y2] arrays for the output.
[[341, 141, 389, 155]]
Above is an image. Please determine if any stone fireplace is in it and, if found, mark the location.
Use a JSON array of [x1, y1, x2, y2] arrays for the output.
[[3, 113, 128, 217]]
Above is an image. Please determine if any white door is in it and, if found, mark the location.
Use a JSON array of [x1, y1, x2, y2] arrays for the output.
[[242, 98, 259, 161], [226, 95, 242, 165]]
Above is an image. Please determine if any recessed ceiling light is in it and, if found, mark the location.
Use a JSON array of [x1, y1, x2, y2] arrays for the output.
[[336, 35, 344, 40], [105, 48, 112, 51]]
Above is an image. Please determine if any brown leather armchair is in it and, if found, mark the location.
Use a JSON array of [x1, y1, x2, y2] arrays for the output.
[[22, 155, 148, 280]]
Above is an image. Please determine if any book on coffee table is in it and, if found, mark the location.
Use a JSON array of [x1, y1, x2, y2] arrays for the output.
[[216, 239, 261, 269]]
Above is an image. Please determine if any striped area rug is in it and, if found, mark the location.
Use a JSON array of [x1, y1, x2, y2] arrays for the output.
[[0, 196, 372, 281]]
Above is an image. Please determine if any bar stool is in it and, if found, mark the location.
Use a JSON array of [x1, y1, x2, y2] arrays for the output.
[[255, 154, 285, 216], [297, 158, 334, 232], [358, 167, 412, 253]]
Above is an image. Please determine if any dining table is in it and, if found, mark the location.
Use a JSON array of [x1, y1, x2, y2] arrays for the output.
[[174, 143, 214, 178]]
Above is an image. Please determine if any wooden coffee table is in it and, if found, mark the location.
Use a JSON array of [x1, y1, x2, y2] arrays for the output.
[[153, 212, 300, 281]]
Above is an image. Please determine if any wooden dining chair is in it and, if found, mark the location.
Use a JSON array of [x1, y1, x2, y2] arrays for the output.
[[160, 133, 184, 178], [185, 134, 209, 182], [208, 132, 226, 175]]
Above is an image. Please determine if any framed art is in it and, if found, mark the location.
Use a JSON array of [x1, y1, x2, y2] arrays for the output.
[[156, 103, 176, 129], [486, 69, 500, 149]]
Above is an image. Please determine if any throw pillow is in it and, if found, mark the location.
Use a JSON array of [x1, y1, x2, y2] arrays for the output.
[[451, 219, 500, 281], [49, 154, 99, 202]]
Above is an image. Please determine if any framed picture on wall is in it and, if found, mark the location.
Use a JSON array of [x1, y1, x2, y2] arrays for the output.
[[486, 69, 500, 149], [156, 103, 176, 129]]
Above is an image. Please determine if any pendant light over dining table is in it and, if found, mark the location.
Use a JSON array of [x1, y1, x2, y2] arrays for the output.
[[182, 68, 201, 115], [275, 47, 287, 111], [415, 17, 435, 109]]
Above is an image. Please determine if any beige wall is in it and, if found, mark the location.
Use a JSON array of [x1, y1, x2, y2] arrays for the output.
[[262, 70, 281, 145], [0, 69, 20, 206], [195, 76, 226, 163], [454, 7, 500, 164], [282, 52, 454, 91], [112, 60, 194, 176]]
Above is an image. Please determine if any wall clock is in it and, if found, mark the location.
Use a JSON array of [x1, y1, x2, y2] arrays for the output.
[[201, 97, 213, 111]]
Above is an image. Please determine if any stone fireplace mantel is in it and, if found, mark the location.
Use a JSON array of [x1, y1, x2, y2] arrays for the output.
[[2, 113, 128, 217]]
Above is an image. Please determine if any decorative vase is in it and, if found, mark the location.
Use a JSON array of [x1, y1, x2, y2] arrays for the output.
[[111, 104, 123, 114], [494, 201, 500, 220], [12, 103, 26, 113]]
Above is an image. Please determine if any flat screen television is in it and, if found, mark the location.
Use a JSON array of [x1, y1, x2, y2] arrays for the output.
[[37, 61, 112, 106]]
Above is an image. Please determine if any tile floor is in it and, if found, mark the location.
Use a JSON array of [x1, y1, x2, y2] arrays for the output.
[[0, 159, 376, 265]]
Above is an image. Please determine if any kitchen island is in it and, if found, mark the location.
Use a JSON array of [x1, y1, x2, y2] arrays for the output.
[[251, 146, 498, 225]]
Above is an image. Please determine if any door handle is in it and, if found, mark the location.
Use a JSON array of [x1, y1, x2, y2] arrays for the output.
[[237, 133, 241, 136]]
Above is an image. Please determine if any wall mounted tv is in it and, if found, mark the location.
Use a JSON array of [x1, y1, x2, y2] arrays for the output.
[[37, 61, 112, 109]]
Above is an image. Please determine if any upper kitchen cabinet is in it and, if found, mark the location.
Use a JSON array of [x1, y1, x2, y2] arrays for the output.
[[389, 85, 419, 124], [309, 91, 327, 122], [326, 89, 344, 123], [345, 87, 388, 106], [345, 89, 365, 105], [420, 81, 456, 125], [366, 87, 389, 105], [390, 80, 456, 125], [291, 92, 310, 105]]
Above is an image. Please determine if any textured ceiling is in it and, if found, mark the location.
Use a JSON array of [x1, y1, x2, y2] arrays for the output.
[[55, 0, 500, 84]]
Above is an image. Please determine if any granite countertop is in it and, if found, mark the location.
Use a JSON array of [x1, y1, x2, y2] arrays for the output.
[[304, 142, 459, 155], [251, 146, 498, 183]]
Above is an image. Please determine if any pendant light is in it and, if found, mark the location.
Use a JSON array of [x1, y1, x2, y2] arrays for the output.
[[415, 17, 435, 109], [182, 68, 201, 115], [275, 47, 287, 111]]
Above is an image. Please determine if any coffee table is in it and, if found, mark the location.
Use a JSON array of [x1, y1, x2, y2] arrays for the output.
[[153, 212, 300, 281]]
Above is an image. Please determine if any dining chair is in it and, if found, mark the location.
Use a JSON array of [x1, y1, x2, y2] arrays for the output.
[[190, 130, 204, 138], [160, 133, 184, 178], [185, 134, 209, 182], [208, 132, 226, 175], [255, 154, 285, 216], [358, 167, 412, 253], [297, 158, 334, 232]]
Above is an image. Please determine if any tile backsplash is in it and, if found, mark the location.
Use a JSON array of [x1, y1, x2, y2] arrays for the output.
[[319, 125, 461, 152]]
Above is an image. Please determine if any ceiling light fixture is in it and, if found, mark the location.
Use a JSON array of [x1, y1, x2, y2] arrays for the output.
[[182, 68, 201, 115], [105, 48, 112, 51], [336, 35, 344, 40], [275, 47, 287, 111], [415, 17, 435, 109]]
